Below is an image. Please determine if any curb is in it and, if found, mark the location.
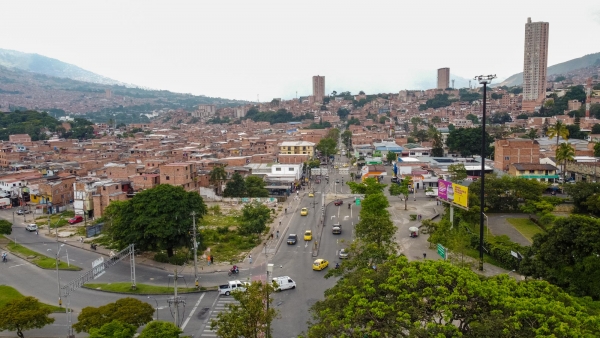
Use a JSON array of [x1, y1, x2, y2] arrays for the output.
[[0, 242, 82, 271], [81, 285, 219, 296]]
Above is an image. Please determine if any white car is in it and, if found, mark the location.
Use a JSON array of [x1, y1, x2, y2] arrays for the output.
[[272, 276, 296, 291], [25, 224, 38, 232]]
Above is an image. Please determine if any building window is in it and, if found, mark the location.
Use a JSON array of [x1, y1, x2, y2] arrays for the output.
[[529, 170, 534, 174], [504, 156, 510, 160], [166, 176, 170, 180], [275, 168, 281, 172], [289, 167, 294, 171]]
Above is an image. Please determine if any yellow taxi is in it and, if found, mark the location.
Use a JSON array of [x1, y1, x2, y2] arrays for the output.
[[313, 259, 329, 271], [343, 163, 349, 167], [300, 207, 308, 216], [334, 165, 339, 169], [308, 191, 314, 197], [304, 230, 312, 241]]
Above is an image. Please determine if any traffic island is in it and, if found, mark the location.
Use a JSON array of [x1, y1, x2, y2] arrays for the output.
[[83, 282, 217, 295], [1, 242, 81, 271]]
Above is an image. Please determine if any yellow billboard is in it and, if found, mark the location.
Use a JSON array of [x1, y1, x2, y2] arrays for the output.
[[452, 183, 469, 208]]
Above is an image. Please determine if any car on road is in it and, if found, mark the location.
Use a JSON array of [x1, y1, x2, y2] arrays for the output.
[[336, 179, 340, 184], [343, 163, 348, 167], [25, 224, 38, 232], [287, 234, 298, 245], [332, 224, 341, 234], [272, 276, 296, 291], [68, 215, 84, 224], [391, 176, 400, 183], [339, 248, 349, 259], [334, 165, 339, 169], [304, 230, 312, 241], [313, 259, 329, 271], [300, 207, 308, 216], [334, 199, 343, 206], [308, 192, 314, 197], [16, 209, 31, 215], [218, 280, 248, 296]]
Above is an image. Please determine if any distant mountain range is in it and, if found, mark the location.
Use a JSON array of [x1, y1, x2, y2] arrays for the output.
[[0, 48, 129, 86], [496, 52, 600, 87], [0, 48, 248, 123]]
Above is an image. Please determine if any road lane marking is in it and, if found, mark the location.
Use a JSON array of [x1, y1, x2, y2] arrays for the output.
[[8, 263, 26, 268], [181, 293, 205, 330]]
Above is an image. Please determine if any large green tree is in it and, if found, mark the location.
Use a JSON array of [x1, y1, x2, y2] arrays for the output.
[[446, 127, 493, 157], [563, 182, 600, 215], [468, 174, 547, 212], [139, 321, 183, 338], [520, 215, 600, 300], [210, 281, 278, 338], [88, 320, 136, 338], [307, 256, 600, 337], [223, 172, 246, 197], [245, 176, 269, 197], [73, 298, 154, 333], [105, 185, 207, 256], [346, 177, 387, 197], [316, 138, 337, 159], [447, 163, 467, 182], [0, 297, 54, 338], [341, 130, 352, 149]]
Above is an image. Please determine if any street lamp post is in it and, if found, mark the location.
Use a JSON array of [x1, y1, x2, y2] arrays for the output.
[[474, 74, 496, 271], [48, 244, 65, 307]]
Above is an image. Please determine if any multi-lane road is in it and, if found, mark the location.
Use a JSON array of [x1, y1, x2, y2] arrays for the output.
[[0, 155, 360, 337]]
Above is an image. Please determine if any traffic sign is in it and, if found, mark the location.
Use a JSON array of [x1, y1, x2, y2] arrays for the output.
[[437, 243, 446, 260], [355, 199, 361, 206]]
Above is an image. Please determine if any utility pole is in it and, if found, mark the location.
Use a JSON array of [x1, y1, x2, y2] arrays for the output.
[[191, 211, 199, 288], [174, 270, 178, 327]]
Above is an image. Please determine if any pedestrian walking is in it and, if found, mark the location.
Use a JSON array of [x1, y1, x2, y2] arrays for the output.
[[207, 255, 211, 266], [210, 255, 214, 265], [36, 230, 38, 235], [276, 230, 279, 239], [423, 253, 427, 259], [270, 233, 274, 239], [249, 254, 252, 264]]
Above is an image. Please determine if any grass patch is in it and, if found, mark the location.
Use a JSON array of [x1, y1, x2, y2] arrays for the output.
[[0, 285, 63, 312], [6, 243, 81, 271], [35, 211, 75, 228], [202, 228, 260, 263], [507, 218, 544, 243], [84, 282, 202, 294], [200, 213, 241, 228]]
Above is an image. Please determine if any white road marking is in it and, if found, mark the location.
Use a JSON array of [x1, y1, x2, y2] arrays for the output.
[[8, 263, 27, 268], [181, 293, 205, 330]]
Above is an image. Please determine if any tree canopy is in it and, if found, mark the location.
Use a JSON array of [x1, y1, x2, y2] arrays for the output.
[[105, 184, 207, 256], [238, 202, 271, 235], [316, 137, 337, 157], [245, 108, 313, 124], [446, 127, 493, 157], [307, 256, 600, 337], [139, 321, 183, 338], [88, 320, 136, 338], [210, 281, 278, 338], [73, 297, 154, 333], [0, 296, 55, 338], [0, 219, 12, 235], [521, 214, 600, 300]]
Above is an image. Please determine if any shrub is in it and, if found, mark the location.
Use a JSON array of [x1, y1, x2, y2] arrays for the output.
[[154, 252, 169, 263], [538, 213, 556, 228], [217, 226, 229, 234], [409, 215, 417, 221]]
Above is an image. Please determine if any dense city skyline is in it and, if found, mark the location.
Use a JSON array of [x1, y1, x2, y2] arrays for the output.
[[0, 0, 599, 101]]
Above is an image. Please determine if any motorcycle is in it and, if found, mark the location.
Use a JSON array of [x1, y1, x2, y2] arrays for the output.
[[228, 267, 239, 277], [90, 243, 97, 250], [348, 203, 351, 209]]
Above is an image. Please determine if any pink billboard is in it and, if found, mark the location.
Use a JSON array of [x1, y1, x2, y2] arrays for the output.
[[437, 180, 450, 200]]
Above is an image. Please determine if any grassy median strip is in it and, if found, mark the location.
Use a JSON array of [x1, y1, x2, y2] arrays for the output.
[[507, 218, 544, 243], [83, 282, 208, 294], [0, 285, 64, 312], [6, 242, 81, 271]]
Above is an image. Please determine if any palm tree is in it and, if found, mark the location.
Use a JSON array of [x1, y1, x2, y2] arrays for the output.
[[555, 142, 575, 181], [209, 166, 228, 195], [547, 120, 569, 148]]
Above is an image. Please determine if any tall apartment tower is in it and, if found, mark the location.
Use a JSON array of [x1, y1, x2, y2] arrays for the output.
[[522, 17, 549, 107], [437, 68, 450, 89], [312, 75, 325, 103]]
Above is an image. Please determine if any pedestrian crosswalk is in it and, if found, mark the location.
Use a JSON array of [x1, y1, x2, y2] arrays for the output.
[[198, 296, 239, 337]]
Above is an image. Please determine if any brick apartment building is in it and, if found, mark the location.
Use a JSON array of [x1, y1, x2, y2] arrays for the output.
[[159, 162, 198, 192], [494, 139, 540, 172]]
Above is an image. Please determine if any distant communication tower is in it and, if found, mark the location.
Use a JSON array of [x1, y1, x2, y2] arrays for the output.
[[586, 77, 592, 118], [469, 80, 472, 89], [452, 79, 455, 89]]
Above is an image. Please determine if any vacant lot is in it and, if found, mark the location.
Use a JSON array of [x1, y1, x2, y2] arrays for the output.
[[507, 218, 544, 243]]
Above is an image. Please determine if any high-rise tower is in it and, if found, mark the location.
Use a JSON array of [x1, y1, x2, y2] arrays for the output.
[[312, 75, 325, 103], [437, 68, 450, 89], [522, 17, 549, 110]]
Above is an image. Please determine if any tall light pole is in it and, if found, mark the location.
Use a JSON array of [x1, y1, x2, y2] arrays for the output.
[[48, 244, 65, 307], [147, 296, 159, 320], [474, 74, 496, 271]]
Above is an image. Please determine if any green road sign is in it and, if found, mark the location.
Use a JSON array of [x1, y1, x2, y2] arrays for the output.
[[355, 199, 361, 206], [437, 243, 446, 260]]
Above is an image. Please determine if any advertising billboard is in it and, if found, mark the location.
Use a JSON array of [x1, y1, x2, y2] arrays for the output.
[[437, 179, 469, 208]]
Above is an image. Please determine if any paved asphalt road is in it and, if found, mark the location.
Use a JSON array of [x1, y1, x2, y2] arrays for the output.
[[0, 155, 359, 337]]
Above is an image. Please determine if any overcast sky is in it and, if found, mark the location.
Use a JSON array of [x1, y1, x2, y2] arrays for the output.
[[1, 0, 599, 101]]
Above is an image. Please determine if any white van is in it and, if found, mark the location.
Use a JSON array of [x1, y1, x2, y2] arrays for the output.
[[272, 276, 296, 291]]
